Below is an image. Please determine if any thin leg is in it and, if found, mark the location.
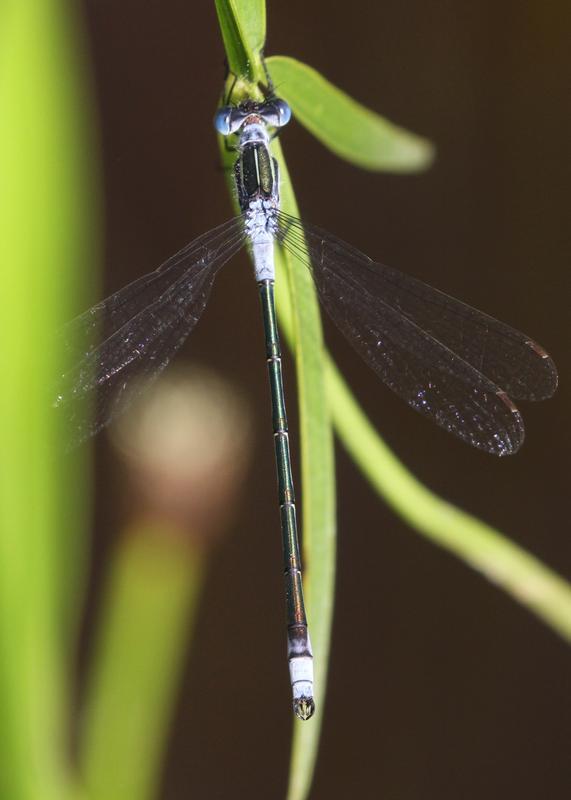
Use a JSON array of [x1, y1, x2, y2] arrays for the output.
[[258, 279, 315, 721], [259, 52, 276, 97], [224, 71, 238, 105]]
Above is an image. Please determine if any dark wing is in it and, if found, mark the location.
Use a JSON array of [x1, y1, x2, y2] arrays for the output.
[[279, 213, 558, 456], [57, 216, 245, 445]]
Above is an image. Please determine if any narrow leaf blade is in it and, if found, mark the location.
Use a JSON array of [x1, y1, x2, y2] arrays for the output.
[[267, 55, 435, 173], [234, 0, 266, 55], [272, 147, 337, 800], [214, 0, 266, 80]]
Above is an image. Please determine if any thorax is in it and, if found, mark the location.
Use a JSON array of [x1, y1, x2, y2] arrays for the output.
[[235, 121, 279, 218]]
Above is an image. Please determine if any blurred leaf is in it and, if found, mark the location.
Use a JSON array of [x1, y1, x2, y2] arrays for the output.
[[80, 525, 205, 800], [214, 0, 266, 81], [0, 1, 97, 799], [267, 55, 434, 172]]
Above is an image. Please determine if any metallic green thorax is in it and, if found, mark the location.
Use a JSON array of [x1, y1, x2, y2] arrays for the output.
[[236, 143, 274, 200]]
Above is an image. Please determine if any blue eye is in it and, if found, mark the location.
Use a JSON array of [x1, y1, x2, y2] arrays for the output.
[[259, 98, 292, 129], [274, 99, 291, 127], [214, 106, 233, 136]]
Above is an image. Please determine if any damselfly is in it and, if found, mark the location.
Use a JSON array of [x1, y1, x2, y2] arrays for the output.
[[56, 94, 558, 720]]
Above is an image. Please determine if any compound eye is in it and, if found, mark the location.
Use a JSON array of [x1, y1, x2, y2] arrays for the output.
[[214, 106, 233, 136], [274, 98, 292, 128]]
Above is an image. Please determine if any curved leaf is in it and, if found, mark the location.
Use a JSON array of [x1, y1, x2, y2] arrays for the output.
[[327, 358, 571, 642], [267, 55, 434, 173]]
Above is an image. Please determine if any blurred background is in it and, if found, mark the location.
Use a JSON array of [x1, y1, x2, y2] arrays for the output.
[[74, 1, 570, 798]]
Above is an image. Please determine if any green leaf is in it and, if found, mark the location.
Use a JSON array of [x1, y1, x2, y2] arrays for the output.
[[234, 0, 266, 55], [271, 149, 336, 800], [326, 358, 571, 642], [80, 526, 205, 800], [0, 2, 97, 799], [267, 55, 435, 173], [214, 0, 266, 81]]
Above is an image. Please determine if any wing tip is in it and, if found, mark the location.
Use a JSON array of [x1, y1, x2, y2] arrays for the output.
[[495, 390, 525, 456], [524, 340, 559, 399]]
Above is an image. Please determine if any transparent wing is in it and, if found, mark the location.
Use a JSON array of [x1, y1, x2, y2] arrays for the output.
[[57, 216, 246, 445], [278, 212, 558, 456]]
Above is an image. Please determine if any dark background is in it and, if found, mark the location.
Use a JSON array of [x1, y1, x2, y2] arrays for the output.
[[82, 2, 570, 798]]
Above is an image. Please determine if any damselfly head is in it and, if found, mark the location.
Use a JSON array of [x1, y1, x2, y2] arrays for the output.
[[214, 97, 292, 137]]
